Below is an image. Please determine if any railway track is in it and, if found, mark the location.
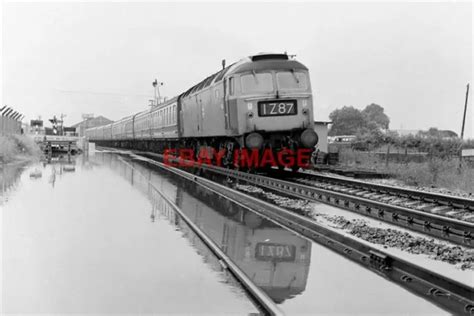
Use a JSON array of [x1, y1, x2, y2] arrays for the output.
[[175, 161, 473, 247], [106, 148, 473, 246], [283, 169, 474, 223], [120, 150, 474, 315]]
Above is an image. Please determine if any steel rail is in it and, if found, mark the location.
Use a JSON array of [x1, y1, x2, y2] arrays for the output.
[[190, 164, 473, 247], [129, 151, 474, 316], [241, 171, 473, 246], [119, 149, 473, 246], [126, 148, 473, 246], [119, 155, 282, 316], [293, 170, 474, 211]]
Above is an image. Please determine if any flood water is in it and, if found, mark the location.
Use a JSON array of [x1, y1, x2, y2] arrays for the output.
[[1, 154, 257, 314], [1, 152, 447, 314]]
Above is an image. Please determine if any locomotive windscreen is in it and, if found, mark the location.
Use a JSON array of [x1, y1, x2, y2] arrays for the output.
[[251, 54, 289, 61]]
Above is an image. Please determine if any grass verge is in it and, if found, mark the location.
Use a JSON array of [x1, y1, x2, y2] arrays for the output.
[[339, 148, 474, 194]]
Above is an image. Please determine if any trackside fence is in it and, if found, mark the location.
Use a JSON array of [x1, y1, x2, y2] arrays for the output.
[[1, 106, 23, 136]]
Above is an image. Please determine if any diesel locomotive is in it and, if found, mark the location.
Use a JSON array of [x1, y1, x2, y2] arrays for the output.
[[86, 53, 318, 169]]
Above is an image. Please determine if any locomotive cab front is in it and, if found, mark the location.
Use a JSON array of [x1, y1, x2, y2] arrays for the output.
[[225, 54, 318, 155]]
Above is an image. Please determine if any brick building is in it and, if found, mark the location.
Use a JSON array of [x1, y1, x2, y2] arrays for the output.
[[72, 116, 113, 137]]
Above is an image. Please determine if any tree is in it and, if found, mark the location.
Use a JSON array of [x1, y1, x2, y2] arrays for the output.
[[362, 103, 390, 130], [328, 106, 366, 136]]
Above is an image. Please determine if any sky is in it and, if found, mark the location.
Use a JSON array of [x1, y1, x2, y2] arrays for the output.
[[2, 1, 473, 138]]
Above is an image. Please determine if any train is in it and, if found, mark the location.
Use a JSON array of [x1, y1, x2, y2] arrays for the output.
[[86, 53, 318, 169], [96, 153, 312, 303]]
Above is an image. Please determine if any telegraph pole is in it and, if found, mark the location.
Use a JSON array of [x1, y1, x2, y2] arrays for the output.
[[460, 83, 470, 140], [459, 83, 470, 169]]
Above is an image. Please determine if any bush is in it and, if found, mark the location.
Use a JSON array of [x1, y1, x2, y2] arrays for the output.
[[0, 135, 41, 163], [354, 132, 473, 159]]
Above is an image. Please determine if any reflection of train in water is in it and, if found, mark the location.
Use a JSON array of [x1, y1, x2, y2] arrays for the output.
[[97, 153, 311, 303], [177, 179, 312, 303]]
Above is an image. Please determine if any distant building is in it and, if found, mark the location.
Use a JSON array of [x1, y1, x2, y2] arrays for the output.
[[314, 121, 332, 153], [63, 127, 77, 136], [393, 129, 421, 136], [29, 119, 44, 135], [72, 115, 113, 137], [434, 130, 458, 138], [328, 135, 356, 143]]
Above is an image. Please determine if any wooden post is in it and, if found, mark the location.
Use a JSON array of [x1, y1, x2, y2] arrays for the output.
[[459, 83, 470, 169], [460, 83, 470, 140]]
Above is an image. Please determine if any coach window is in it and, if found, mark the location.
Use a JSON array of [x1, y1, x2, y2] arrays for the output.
[[229, 77, 234, 95], [241, 72, 273, 94]]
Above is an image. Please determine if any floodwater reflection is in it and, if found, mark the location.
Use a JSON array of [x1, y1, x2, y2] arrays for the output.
[[1, 153, 77, 203], [93, 152, 448, 315], [2, 152, 258, 314], [94, 152, 312, 304], [2, 152, 447, 314], [1, 161, 27, 204]]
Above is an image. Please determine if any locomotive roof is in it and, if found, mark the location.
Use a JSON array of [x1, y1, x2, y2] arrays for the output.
[[180, 54, 308, 98], [227, 56, 308, 75]]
